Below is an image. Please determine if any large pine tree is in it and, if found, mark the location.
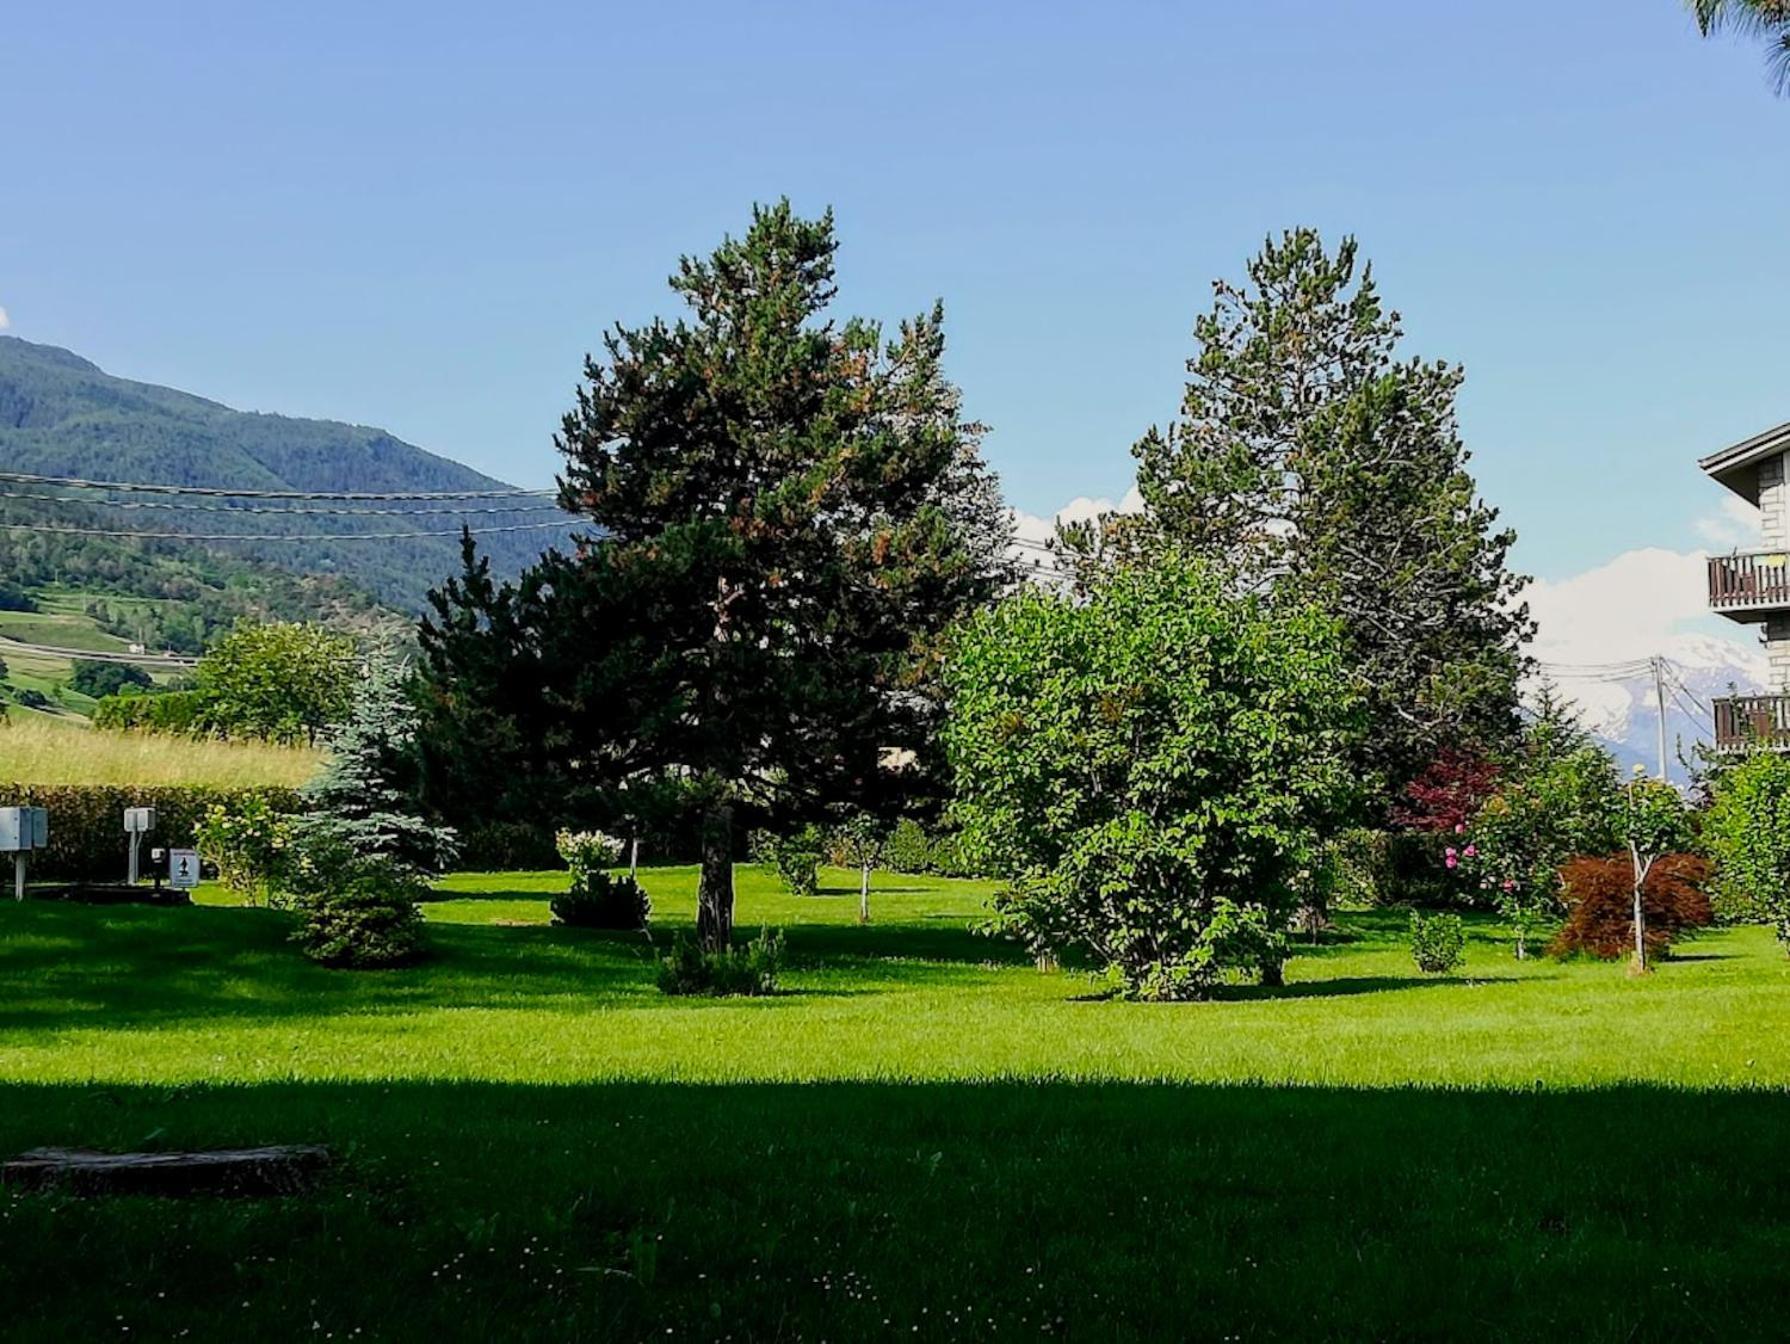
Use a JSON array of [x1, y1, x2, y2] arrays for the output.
[[1130, 229, 1531, 809], [421, 202, 1011, 945]]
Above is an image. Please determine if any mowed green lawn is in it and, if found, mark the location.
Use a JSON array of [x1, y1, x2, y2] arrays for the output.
[[5, 866, 1790, 1341]]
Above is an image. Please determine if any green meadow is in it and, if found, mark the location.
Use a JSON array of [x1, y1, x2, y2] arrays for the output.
[[4, 866, 1790, 1340]]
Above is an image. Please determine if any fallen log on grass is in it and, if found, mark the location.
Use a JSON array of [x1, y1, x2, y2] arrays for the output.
[[2, 1145, 331, 1197]]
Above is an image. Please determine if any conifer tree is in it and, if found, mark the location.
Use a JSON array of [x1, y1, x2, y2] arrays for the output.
[[1129, 229, 1531, 809], [422, 202, 1011, 947], [300, 653, 457, 879]]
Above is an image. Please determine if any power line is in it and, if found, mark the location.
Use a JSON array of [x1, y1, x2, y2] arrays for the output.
[[0, 518, 572, 543], [0, 489, 565, 517], [0, 469, 556, 502]]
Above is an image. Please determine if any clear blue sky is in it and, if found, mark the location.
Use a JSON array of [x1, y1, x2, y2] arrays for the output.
[[5, 1, 1787, 580]]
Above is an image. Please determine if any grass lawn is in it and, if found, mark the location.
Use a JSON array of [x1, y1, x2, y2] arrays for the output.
[[5, 866, 1790, 1340]]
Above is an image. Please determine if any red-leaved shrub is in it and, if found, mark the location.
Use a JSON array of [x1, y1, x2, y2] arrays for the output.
[[1550, 853, 1713, 961]]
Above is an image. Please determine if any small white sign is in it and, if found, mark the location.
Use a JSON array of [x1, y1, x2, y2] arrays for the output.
[[168, 849, 201, 890]]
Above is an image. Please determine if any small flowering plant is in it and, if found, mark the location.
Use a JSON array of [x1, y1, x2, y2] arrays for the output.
[[195, 797, 299, 907], [555, 829, 625, 879], [1458, 793, 1560, 959]]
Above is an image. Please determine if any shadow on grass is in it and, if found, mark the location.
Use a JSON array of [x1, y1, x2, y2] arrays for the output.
[[811, 885, 930, 898], [0, 1079, 1787, 1342], [0, 902, 1019, 1031], [1221, 972, 1544, 1001]]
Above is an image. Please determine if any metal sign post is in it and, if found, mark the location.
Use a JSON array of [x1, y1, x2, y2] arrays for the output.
[[124, 807, 156, 885]]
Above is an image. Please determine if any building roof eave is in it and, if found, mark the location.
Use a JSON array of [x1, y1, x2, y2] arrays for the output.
[[1700, 422, 1790, 505]]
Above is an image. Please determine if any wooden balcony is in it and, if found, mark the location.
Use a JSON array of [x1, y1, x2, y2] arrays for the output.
[[1708, 551, 1790, 621], [1713, 695, 1790, 752]]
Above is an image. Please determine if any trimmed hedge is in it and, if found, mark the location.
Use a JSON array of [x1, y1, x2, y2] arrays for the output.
[[0, 784, 303, 882]]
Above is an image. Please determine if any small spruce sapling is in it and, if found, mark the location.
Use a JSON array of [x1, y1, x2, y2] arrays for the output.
[[287, 654, 458, 967]]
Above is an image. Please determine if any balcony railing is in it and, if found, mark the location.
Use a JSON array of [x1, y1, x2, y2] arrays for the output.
[[1714, 695, 1790, 752], [1708, 550, 1790, 616]]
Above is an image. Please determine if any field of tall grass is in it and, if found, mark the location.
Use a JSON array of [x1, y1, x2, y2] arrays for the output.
[[0, 716, 322, 788]]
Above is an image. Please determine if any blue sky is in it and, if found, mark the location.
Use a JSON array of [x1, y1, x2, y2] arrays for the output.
[[5, 0, 1788, 586]]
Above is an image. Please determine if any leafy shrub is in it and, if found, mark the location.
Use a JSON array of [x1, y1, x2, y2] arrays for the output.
[[1551, 853, 1713, 961], [1409, 912, 1467, 974], [754, 828, 822, 896], [1319, 829, 1393, 909], [93, 690, 208, 736], [551, 871, 651, 930], [0, 783, 303, 881], [943, 554, 1361, 1000], [194, 795, 298, 906], [881, 817, 979, 878], [1704, 751, 1790, 939], [656, 928, 784, 997], [289, 853, 427, 969], [14, 689, 50, 710]]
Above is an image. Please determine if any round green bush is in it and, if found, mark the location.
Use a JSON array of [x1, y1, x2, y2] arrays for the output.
[[551, 871, 651, 930]]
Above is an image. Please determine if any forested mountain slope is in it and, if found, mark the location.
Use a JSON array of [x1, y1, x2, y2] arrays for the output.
[[0, 336, 571, 611]]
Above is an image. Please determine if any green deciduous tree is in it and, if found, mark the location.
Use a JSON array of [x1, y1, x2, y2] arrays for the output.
[[943, 552, 1363, 1000], [68, 659, 152, 700], [420, 202, 1012, 948], [1127, 230, 1531, 812], [1460, 691, 1621, 957], [1704, 749, 1790, 945], [1619, 772, 1695, 974], [193, 620, 357, 744]]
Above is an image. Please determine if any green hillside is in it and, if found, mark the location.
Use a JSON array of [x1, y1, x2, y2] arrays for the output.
[[0, 336, 572, 610]]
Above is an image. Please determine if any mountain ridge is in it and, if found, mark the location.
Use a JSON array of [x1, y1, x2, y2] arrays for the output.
[[0, 335, 571, 610]]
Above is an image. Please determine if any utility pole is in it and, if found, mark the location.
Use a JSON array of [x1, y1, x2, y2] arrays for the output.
[[1651, 656, 1669, 781]]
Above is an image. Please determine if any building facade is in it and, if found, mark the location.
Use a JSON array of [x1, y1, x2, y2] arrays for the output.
[[1702, 423, 1790, 748]]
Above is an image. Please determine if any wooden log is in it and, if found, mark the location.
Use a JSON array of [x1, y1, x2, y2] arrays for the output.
[[2, 1145, 331, 1197]]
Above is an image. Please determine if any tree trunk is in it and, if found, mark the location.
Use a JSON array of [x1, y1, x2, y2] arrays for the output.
[[697, 804, 734, 950], [629, 836, 639, 879], [1630, 844, 1648, 975], [1260, 958, 1285, 988], [858, 860, 872, 925]]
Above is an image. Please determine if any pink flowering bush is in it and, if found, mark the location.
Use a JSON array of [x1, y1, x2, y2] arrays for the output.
[[1449, 728, 1622, 958]]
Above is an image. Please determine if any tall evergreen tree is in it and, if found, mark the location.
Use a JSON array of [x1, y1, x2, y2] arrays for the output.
[[1130, 229, 1531, 809], [421, 202, 1012, 946]]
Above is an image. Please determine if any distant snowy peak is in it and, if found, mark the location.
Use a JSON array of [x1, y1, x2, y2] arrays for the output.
[[1532, 632, 1769, 783]]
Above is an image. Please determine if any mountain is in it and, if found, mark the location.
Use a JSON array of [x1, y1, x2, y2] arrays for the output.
[[1541, 632, 1769, 785], [0, 336, 571, 611]]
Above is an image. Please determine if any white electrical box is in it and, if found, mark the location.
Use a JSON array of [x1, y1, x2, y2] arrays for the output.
[[124, 807, 157, 834], [0, 807, 47, 853]]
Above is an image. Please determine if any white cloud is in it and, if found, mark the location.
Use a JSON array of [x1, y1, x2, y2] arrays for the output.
[[1694, 496, 1759, 550], [0, 306, 10, 331], [1010, 486, 1144, 547], [1525, 545, 1767, 730], [1527, 547, 1715, 668]]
